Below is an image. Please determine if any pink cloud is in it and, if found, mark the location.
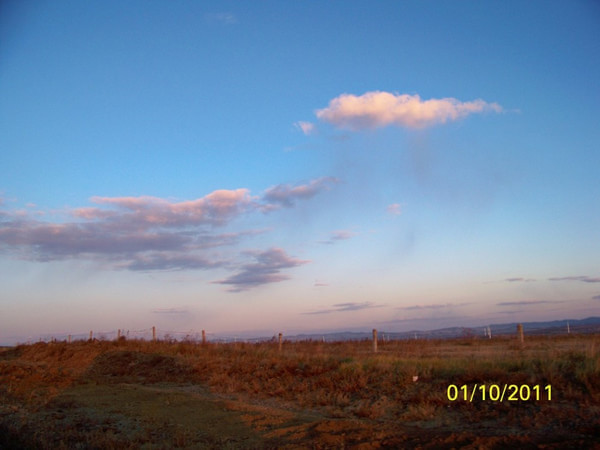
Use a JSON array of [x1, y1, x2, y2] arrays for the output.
[[0, 221, 188, 258], [90, 189, 253, 226], [0, 190, 255, 270], [316, 91, 503, 130], [72, 207, 116, 220], [294, 121, 316, 135], [0, 179, 335, 278], [387, 203, 402, 215]]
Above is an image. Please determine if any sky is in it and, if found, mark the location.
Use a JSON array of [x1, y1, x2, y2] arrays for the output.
[[1, 1, 599, 344]]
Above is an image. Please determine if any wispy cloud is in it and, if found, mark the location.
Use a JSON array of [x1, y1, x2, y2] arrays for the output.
[[593, 295, 600, 301], [304, 301, 384, 315], [548, 276, 600, 283], [484, 277, 537, 284], [319, 229, 357, 245], [331, 230, 356, 241], [262, 177, 339, 209], [212, 248, 309, 292], [152, 307, 189, 315], [398, 302, 471, 311], [387, 203, 402, 216], [315, 91, 502, 130], [204, 12, 237, 25], [294, 121, 316, 135], [496, 300, 555, 307]]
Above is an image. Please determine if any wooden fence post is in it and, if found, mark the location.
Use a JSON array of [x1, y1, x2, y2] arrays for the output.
[[152, 326, 156, 342], [117, 329, 121, 340], [89, 330, 93, 341], [202, 329, 206, 344], [372, 329, 378, 353], [517, 323, 524, 345], [278, 333, 283, 352], [68, 335, 72, 344]]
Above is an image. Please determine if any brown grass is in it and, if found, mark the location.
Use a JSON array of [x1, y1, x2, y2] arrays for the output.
[[1, 334, 599, 448]]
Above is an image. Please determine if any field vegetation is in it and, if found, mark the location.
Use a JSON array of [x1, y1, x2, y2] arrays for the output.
[[1, 334, 599, 448]]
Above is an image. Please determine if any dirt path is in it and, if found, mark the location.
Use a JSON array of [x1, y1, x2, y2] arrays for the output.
[[3, 342, 599, 448], [4, 381, 593, 449], [53, 383, 400, 449], [2, 381, 416, 449], [37, 382, 270, 448]]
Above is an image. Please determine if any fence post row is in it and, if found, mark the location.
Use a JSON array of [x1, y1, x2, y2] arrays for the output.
[[517, 323, 524, 345], [34, 324, 552, 345], [372, 328, 378, 353]]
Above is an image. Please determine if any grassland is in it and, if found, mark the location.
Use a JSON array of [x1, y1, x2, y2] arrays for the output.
[[1, 334, 599, 449]]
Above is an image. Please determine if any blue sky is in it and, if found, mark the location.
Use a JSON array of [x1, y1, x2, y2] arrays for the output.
[[1, 1, 599, 344]]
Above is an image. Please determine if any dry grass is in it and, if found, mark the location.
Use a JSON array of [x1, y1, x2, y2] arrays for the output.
[[1, 334, 599, 448]]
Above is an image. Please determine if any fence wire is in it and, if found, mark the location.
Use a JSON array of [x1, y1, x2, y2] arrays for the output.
[[13, 327, 286, 345]]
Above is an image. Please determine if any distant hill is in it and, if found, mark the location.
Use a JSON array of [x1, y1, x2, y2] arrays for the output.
[[285, 317, 600, 342], [5, 317, 600, 346]]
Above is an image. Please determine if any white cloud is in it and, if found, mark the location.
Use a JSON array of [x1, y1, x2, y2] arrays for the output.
[[316, 91, 503, 130]]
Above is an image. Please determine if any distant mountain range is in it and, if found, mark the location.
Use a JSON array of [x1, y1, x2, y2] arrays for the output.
[[285, 317, 600, 342], [4, 317, 599, 346]]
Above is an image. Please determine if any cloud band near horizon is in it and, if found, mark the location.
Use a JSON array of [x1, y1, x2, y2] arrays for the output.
[[304, 301, 384, 315]]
